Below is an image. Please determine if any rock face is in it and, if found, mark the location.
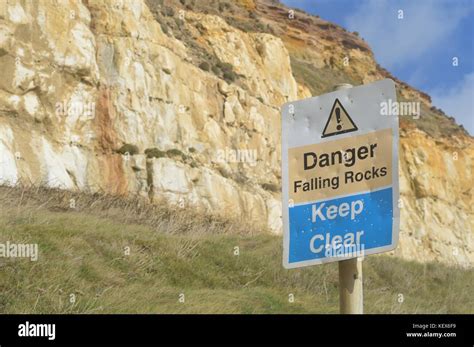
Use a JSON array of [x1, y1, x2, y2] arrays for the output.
[[0, 0, 472, 266], [397, 123, 473, 266], [0, 0, 292, 233]]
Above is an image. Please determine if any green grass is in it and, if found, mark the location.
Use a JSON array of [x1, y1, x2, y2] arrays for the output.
[[290, 56, 361, 97], [0, 187, 473, 313]]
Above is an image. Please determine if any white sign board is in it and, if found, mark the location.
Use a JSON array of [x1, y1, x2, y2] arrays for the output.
[[281, 79, 400, 269]]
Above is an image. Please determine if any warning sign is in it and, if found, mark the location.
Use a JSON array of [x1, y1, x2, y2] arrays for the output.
[[281, 79, 400, 268], [321, 98, 358, 137], [289, 129, 392, 204]]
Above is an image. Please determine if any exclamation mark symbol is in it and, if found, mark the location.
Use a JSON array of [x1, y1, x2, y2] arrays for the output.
[[335, 107, 342, 131]]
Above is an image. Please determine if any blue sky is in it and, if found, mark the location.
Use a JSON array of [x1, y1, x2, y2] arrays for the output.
[[282, 0, 474, 134]]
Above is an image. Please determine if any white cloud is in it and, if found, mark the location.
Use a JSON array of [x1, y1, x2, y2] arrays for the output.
[[344, 0, 471, 69], [345, 0, 473, 134], [430, 72, 474, 135]]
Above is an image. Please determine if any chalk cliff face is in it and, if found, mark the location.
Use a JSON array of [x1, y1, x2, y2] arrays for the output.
[[0, 0, 472, 266]]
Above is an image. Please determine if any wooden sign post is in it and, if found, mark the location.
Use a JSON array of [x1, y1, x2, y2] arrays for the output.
[[334, 84, 363, 314]]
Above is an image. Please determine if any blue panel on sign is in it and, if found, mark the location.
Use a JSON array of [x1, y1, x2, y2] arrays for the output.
[[289, 188, 393, 263]]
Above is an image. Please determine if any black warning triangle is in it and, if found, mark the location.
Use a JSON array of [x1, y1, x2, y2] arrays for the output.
[[321, 98, 358, 138]]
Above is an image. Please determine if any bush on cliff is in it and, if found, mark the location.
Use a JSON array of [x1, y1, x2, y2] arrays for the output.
[[117, 144, 139, 156]]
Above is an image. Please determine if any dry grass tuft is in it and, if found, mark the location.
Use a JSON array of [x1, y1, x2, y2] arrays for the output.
[[0, 185, 266, 236]]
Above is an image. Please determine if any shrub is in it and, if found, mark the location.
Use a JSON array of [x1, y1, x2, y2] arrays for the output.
[[160, 21, 169, 34], [223, 71, 236, 83], [167, 148, 183, 157], [199, 62, 210, 71], [233, 171, 248, 185], [217, 61, 237, 82], [145, 148, 166, 159], [261, 183, 280, 193], [211, 65, 221, 75], [217, 61, 233, 72], [167, 149, 188, 161], [195, 22, 206, 32], [162, 6, 175, 17], [217, 166, 231, 179], [117, 144, 139, 156]]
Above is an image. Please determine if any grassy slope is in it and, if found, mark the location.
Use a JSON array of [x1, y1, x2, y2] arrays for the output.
[[0, 188, 473, 314]]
